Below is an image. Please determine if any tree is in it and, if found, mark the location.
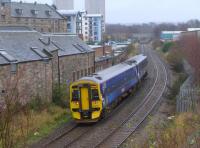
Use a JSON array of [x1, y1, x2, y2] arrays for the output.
[[0, 67, 31, 148]]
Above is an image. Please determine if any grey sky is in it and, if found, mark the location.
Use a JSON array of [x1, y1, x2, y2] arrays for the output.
[[14, 0, 200, 24]]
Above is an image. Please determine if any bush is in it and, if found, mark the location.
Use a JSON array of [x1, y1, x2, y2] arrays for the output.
[[161, 42, 174, 53], [52, 84, 67, 108], [28, 95, 49, 112], [166, 48, 184, 73], [168, 73, 187, 101]]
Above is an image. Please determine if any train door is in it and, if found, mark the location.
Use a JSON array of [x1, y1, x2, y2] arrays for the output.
[[80, 87, 90, 110], [136, 65, 140, 80]]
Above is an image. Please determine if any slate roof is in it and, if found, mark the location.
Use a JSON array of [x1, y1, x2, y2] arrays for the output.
[[0, 30, 51, 65], [44, 34, 94, 56], [11, 2, 64, 19], [0, 30, 94, 65], [0, 26, 32, 31]]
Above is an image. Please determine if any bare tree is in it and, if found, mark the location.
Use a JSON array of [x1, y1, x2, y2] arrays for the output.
[[0, 67, 31, 148]]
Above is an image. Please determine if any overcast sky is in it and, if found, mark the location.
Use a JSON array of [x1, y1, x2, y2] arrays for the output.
[[14, 0, 200, 24]]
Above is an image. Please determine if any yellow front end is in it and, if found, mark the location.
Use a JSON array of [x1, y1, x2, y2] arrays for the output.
[[70, 80, 103, 122]]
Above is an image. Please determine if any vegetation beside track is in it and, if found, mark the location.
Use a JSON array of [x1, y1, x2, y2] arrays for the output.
[[143, 41, 200, 148], [122, 42, 200, 148], [0, 100, 71, 148]]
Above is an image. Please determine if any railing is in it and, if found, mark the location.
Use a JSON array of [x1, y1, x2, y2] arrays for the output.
[[176, 76, 200, 112]]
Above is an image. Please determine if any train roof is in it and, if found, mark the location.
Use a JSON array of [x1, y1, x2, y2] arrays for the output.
[[80, 54, 147, 83], [126, 54, 147, 64]]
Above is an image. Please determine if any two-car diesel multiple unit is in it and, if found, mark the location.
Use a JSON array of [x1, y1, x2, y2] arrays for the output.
[[70, 54, 148, 123]]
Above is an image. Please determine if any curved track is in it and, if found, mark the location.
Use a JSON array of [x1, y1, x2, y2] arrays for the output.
[[33, 45, 168, 148], [95, 48, 168, 148]]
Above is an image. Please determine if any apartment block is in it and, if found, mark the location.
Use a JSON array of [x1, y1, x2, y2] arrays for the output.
[[82, 14, 103, 43], [85, 0, 105, 32]]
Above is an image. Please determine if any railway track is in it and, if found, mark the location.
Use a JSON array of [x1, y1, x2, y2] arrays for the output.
[[95, 48, 168, 148], [65, 47, 167, 148], [33, 45, 168, 148]]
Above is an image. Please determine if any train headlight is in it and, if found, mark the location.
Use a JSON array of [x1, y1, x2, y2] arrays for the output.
[[72, 101, 79, 105]]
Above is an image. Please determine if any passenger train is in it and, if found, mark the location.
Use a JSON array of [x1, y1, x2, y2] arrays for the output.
[[70, 54, 148, 123]]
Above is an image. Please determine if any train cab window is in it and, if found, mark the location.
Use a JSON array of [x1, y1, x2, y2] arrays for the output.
[[91, 89, 99, 101], [72, 90, 80, 101]]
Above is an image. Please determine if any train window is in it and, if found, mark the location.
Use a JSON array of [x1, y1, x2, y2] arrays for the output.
[[91, 89, 99, 100], [72, 90, 80, 101]]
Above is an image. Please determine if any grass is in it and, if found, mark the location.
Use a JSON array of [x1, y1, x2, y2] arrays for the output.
[[1, 103, 72, 148], [145, 112, 200, 148], [26, 104, 71, 145]]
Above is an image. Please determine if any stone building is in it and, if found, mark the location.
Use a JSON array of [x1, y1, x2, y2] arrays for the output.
[[0, 27, 94, 105], [45, 33, 94, 99], [0, 0, 67, 33], [0, 29, 53, 104], [89, 45, 112, 58]]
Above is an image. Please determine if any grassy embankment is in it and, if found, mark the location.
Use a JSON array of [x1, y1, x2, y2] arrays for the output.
[[0, 96, 72, 148], [144, 41, 200, 148]]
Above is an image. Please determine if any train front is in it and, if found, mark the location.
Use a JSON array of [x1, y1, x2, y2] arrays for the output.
[[70, 80, 103, 123]]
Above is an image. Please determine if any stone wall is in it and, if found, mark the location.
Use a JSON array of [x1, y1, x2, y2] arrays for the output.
[[93, 45, 112, 58], [95, 58, 112, 72], [58, 52, 95, 100], [0, 3, 67, 33], [0, 60, 52, 105]]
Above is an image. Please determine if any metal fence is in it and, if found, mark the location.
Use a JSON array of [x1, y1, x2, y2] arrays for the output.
[[176, 76, 200, 113]]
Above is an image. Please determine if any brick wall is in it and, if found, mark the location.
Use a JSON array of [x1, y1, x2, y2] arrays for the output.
[[104, 45, 112, 55], [94, 46, 104, 58], [93, 45, 112, 58]]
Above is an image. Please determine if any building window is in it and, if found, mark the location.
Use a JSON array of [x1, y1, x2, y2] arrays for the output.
[[67, 24, 71, 29], [31, 10, 39, 16], [92, 67, 94, 73], [85, 31, 88, 34], [1, 2, 5, 7], [85, 69, 87, 76], [15, 8, 23, 15], [85, 22, 88, 25], [67, 16, 71, 21], [10, 63, 17, 74], [45, 10, 52, 16], [1, 15, 5, 20], [81, 70, 83, 77], [77, 71, 80, 80], [73, 71, 76, 81]]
